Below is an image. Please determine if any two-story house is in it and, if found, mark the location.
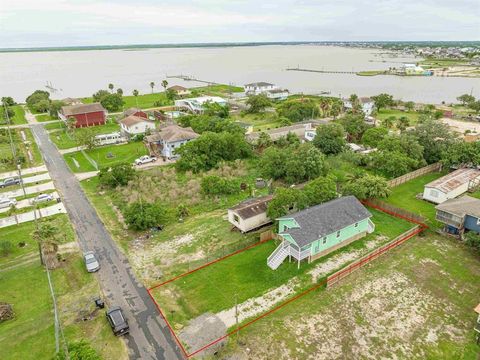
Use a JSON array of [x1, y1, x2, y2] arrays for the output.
[[144, 124, 199, 159]]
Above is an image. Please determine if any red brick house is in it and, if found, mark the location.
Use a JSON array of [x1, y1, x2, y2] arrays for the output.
[[59, 103, 107, 128], [123, 107, 148, 119]]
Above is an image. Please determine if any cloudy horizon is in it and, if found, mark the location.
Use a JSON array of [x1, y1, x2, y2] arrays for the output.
[[0, 0, 479, 48]]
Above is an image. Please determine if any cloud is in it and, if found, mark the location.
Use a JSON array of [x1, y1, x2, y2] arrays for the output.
[[0, 0, 478, 47]]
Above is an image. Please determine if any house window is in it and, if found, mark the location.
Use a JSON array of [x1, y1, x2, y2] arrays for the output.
[[477, 218, 480, 226], [336, 231, 341, 238], [233, 214, 240, 223], [430, 189, 439, 198], [322, 236, 327, 244], [354, 222, 358, 228]]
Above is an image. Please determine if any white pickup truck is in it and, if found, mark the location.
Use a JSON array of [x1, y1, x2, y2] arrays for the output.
[[134, 155, 157, 166]]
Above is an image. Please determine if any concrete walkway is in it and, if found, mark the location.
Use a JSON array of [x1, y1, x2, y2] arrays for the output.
[[0, 191, 59, 214], [0, 165, 47, 180], [1, 181, 55, 199], [59, 145, 87, 154], [24, 107, 38, 124], [22, 172, 51, 185], [0, 202, 67, 228]]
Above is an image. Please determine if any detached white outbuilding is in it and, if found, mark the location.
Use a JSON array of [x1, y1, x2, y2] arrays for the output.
[[423, 168, 480, 204], [228, 195, 273, 233], [119, 115, 156, 136]]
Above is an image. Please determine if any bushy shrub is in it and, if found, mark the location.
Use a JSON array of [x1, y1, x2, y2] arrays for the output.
[[123, 201, 168, 231], [200, 175, 240, 196]]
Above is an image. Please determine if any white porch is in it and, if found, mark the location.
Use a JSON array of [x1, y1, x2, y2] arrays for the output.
[[267, 240, 310, 270]]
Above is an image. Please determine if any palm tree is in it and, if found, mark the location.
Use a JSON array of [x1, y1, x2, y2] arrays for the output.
[[161, 80, 168, 92], [66, 116, 77, 139], [132, 89, 139, 107], [383, 116, 396, 129], [331, 102, 342, 120], [348, 94, 361, 114], [7, 204, 18, 225], [396, 116, 410, 131], [108, 83, 114, 93], [150, 82, 155, 94], [32, 223, 59, 267]]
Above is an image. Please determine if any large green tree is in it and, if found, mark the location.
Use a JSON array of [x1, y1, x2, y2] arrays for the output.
[[361, 127, 388, 147], [267, 188, 307, 220], [246, 94, 272, 113], [302, 176, 337, 206], [410, 119, 456, 164], [313, 123, 346, 155], [342, 174, 390, 199], [457, 94, 475, 106], [124, 201, 167, 231], [98, 163, 136, 188], [175, 132, 252, 172], [371, 93, 394, 111], [277, 99, 319, 122]]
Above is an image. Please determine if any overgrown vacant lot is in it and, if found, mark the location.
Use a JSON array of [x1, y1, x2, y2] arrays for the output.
[[64, 141, 147, 172], [376, 108, 420, 125], [0, 105, 27, 125], [151, 208, 413, 329], [218, 232, 480, 360], [0, 215, 126, 360], [0, 128, 43, 172], [49, 120, 121, 149]]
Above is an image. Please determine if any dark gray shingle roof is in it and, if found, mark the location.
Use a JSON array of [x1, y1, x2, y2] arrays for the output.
[[278, 196, 372, 247]]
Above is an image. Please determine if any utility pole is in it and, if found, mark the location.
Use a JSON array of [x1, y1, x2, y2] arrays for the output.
[[235, 293, 239, 343], [3, 103, 27, 197]]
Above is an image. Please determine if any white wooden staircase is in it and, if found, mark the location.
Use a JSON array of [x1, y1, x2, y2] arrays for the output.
[[267, 243, 290, 270]]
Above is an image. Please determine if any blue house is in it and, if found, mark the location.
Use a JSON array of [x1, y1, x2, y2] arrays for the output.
[[435, 195, 480, 235]]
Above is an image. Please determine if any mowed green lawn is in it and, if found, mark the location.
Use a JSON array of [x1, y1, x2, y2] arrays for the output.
[[83, 91, 170, 109], [0, 128, 43, 172], [35, 114, 56, 122], [64, 141, 147, 172], [0, 105, 28, 125], [50, 121, 121, 149], [0, 215, 125, 360], [376, 108, 420, 125], [152, 208, 414, 326], [384, 171, 446, 228]]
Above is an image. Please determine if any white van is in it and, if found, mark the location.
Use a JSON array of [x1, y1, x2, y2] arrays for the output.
[[0, 197, 17, 209]]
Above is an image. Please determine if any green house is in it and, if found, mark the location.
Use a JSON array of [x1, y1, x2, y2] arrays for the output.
[[267, 196, 374, 270]]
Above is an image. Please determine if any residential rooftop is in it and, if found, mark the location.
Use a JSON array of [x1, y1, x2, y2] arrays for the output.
[[119, 115, 152, 127], [425, 168, 480, 193], [61, 103, 105, 116], [145, 124, 199, 143], [278, 196, 372, 248], [435, 195, 480, 219], [229, 195, 273, 220]]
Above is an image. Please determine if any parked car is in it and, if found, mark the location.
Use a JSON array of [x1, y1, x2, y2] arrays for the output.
[[83, 251, 100, 272], [0, 197, 17, 209], [0, 177, 22, 188], [30, 193, 54, 204], [134, 155, 157, 165], [106, 306, 129, 336]]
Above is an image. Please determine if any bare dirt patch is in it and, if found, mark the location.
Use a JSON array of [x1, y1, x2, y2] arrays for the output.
[[129, 233, 205, 283]]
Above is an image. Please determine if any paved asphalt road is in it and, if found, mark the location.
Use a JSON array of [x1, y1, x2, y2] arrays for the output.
[[31, 124, 184, 360]]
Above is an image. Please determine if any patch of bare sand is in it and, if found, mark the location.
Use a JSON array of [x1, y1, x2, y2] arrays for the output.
[[129, 233, 205, 282], [217, 279, 300, 328], [281, 272, 467, 360]]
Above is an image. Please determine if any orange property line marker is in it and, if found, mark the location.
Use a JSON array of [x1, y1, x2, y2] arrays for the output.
[[148, 201, 428, 358]]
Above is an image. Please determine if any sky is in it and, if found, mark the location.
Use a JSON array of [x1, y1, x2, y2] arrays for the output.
[[0, 0, 479, 48]]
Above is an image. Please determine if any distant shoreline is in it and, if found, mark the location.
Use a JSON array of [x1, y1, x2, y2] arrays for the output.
[[1, 40, 479, 54]]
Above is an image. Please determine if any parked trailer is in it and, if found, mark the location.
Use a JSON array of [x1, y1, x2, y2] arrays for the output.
[[94, 132, 127, 146]]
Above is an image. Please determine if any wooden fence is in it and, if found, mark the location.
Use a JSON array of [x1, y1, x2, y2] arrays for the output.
[[387, 162, 442, 188], [362, 199, 426, 225], [260, 230, 277, 242], [326, 225, 423, 288]]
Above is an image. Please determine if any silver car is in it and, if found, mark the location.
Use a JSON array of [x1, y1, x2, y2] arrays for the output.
[[31, 193, 54, 204], [83, 251, 100, 272]]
